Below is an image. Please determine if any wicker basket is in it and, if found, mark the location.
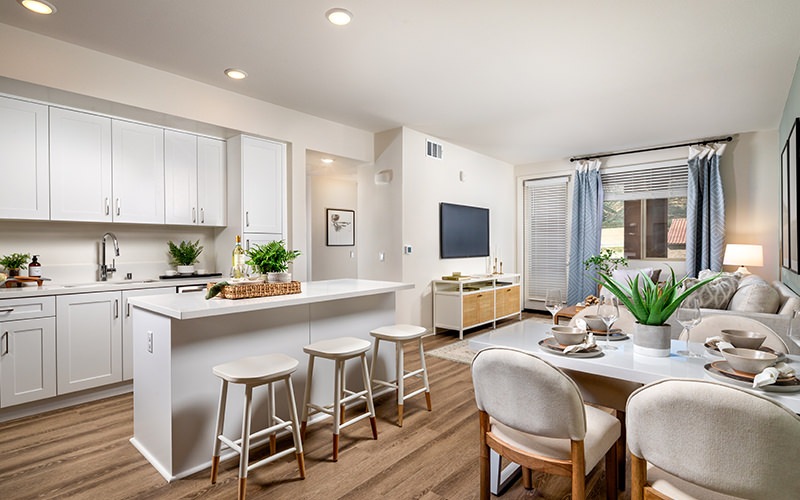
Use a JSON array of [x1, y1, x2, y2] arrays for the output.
[[207, 280, 301, 299]]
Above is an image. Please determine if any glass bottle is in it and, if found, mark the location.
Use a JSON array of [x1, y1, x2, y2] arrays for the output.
[[231, 235, 246, 278]]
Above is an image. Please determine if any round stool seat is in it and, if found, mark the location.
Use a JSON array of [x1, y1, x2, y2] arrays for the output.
[[303, 336, 371, 358], [212, 353, 299, 384], [370, 324, 427, 341]]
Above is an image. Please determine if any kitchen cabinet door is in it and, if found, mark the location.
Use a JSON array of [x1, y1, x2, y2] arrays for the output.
[[50, 107, 113, 222], [164, 130, 198, 225], [112, 120, 165, 224], [0, 96, 49, 220], [56, 292, 122, 394], [0, 317, 57, 408], [241, 136, 284, 234], [122, 288, 173, 381], [197, 136, 226, 226]]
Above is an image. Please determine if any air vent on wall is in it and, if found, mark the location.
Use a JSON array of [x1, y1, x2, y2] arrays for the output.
[[426, 139, 443, 159]]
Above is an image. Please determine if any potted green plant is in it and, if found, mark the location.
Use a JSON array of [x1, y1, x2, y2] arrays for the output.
[[167, 240, 203, 274], [246, 240, 301, 282], [584, 249, 628, 295], [596, 267, 717, 357], [0, 252, 31, 277]]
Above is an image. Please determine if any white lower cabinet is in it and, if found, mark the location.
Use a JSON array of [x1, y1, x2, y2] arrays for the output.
[[56, 292, 122, 394], [122, 288, 173, 380], [0, 297, 57, 408]]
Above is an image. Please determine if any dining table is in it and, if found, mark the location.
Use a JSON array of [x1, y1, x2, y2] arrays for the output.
[[467, 318, 800, 494]]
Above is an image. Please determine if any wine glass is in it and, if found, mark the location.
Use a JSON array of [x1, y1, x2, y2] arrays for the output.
[[597, 295, 619, 351], [544, 289, 564, 322], [789, 309, 800, 349], [676, 296, 702, 357]]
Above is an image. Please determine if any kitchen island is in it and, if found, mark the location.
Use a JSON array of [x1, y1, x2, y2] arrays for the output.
[[128, 279, 413, 481]]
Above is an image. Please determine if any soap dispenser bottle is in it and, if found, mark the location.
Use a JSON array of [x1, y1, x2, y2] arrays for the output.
[[28, 255, 42, 277]]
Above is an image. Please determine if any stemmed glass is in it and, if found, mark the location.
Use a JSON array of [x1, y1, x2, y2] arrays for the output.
[[788, 309, 800, 349], [676, 297, 702, 357], [544, 289, 564, 321], [597, 295, 619, 351]]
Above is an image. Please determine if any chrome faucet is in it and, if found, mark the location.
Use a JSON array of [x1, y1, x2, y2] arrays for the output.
[[100, 232, 120, 281]]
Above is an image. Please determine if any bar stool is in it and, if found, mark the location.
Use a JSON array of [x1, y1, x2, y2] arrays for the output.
[[300, 336, 378, 461], [369, 324, 431, 426], [210, 353, 305, 500]]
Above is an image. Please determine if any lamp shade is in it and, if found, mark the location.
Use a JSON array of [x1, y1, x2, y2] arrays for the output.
[[723, 244, 763, 272]]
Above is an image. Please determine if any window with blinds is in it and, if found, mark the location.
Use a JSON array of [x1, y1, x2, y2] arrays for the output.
[[600, 163, 688, 260], [524, 176, 569, 303]]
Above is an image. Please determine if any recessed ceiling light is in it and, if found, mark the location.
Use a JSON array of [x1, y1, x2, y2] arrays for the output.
[[224, 68, 248, 80], [326, 8, 352, 26], [321, 158, 335, 164], [18, 0, 57, 14]]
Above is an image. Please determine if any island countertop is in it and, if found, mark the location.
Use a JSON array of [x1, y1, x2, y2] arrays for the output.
[[127, 278, 414, 320]]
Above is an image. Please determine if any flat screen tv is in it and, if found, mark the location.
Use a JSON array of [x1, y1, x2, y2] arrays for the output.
[[440, 202, 490, 259]]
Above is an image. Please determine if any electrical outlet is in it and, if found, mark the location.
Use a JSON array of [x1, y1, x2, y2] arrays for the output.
[[403, 245, 412, 254], [147, 331, 153, 353]]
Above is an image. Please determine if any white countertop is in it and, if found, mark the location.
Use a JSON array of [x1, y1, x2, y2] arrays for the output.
[[0, 276, 217, 299], [128, 279, 414, 320]]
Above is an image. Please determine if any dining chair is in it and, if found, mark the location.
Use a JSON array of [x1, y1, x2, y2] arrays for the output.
[[471, 346, 620, 500], [685, 314, 789, 353], [627, 378, 800, 500]]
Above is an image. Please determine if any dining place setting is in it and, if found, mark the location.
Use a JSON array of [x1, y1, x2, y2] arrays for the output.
[[541, 290, 626, 357]]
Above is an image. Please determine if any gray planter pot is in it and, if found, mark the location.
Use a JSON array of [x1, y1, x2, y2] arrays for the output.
[[267, 272, 291, 283], [633, 323, 672, 357]]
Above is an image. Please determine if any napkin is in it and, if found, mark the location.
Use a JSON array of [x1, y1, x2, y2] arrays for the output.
[[563, 335, 597, 355], [706, 336, 735, 352], [753, 362, 796, 388]]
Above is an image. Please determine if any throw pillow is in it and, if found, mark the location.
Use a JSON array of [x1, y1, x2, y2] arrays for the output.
[[698, 269, 742, 281], [727, 284, 781, 314], [683, 276, 739, 309]]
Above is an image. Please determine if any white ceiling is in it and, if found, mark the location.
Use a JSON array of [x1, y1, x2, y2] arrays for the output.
[[2, 0, 800, 165]]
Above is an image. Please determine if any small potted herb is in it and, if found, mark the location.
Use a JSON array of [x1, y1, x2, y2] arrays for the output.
[[246, 240, 301, 282], [0, 252, 31, 277], [167, 240, 203, 274], [584, 249, 628, 295]]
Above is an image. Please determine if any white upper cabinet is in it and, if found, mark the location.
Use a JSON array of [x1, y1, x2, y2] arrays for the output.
[[50, 107, 113, 222], [197, 136, 226, 226], [241, 136, 284, 234], [112, 120, 165, 224], [0, 96, 49, 220], [164, 130, 198, 225]]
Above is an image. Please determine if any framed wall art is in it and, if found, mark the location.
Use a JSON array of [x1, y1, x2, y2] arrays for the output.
[[782, 137, 791, 270], [326, 208, 355, 246], [789, 119, 798, 272]]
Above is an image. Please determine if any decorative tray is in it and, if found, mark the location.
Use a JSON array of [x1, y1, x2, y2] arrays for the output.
[[538, 337, 603, 358], [704, 361, 800, 393], [703, 342, 787, 363], [206, 280, 301, 300]]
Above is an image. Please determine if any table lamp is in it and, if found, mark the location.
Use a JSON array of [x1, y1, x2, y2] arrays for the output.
[[723, 244, 763, 275]]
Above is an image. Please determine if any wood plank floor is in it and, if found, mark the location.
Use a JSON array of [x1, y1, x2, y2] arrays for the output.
[[0, 313, 625, 499]]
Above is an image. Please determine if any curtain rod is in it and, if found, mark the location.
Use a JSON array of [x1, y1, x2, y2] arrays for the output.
[[569, 136, 733, 163]]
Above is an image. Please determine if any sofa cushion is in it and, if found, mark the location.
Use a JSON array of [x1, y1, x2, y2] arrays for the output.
[[611, 268, 658, 287], [727, 283, 781, 314], [779, 297, 800, 316], [683, 276, 739, 309]]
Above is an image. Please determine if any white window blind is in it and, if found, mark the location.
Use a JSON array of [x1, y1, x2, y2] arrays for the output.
[[602, 164, 688, 200], [524, 176, 569, 302]]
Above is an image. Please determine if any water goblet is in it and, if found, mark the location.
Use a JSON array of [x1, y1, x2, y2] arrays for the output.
[[676, 296, 702, 357], [789, 309, 800, 350], [597, 295, 619, 351], [544, 289, 564, 321]]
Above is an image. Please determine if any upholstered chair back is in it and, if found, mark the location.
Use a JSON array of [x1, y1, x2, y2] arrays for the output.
[[688, 314, 788, 353], [568, 304, 637, 333], [471, 346, 586, 440], [627, 378, 800, 499]]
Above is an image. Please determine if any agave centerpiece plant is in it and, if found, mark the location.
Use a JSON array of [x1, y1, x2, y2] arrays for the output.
[[595, 267, 717, 356]]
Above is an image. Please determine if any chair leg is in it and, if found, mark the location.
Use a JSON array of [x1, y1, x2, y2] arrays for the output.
[[570, 440, 586, 500], [332, 359, 343, 461], [396, 340, 404, 426], [360, 352, 378, 439], [479, 411, 491, 500], [418, 337, 432, 411], [616, 409, 626, 489], [267, 382, 276, 456], [521, 467, 533, 490], [284, 374, 306, 479], [605, 439, 618, 498], [300, 355, 315, 441], [210, 379, 228, 484], [239, 385, 254, 500], [631, 453, 647, 500]]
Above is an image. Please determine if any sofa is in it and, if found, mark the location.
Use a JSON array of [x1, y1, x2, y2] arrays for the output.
[[668, 270, 800, 353]]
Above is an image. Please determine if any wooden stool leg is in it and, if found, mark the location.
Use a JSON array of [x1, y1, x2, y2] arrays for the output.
[[396, 340, 404, 426], [418, 337, 432, 411], [521, 467, 533, 489], [360, 353, 378, 439], [267, 382, 277, 456], [239, 385, 254, 500], [210, 379, 228, 484], [300, 355, 315, 440], [369, 338, 380, 385], [284, 374, 306, 479], [332, 359, 343, 461]]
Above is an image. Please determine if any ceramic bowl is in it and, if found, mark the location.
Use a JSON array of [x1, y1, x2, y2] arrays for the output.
[[720, 329, 767, 350], [720, 347, 777, 374], [552, 326, 586, 346], [581, 315, 608, 331]]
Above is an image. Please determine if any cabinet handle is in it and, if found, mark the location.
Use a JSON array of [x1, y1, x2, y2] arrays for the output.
[[200, 208, 205, 224], [126, 302, 131, 318], [116, 198, 121, 216], [0, 308, 14, 313], [192, 207, 197, 223], [105, 197, 110, 216], [245, 211, 250, 227], [1, 332, 8, 356], [114, 299, 119, 319]]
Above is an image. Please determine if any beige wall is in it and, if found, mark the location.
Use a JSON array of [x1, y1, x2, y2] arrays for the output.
[[308, 175, 358, 280]]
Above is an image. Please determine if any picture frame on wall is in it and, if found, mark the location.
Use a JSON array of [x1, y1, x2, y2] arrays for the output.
[[790, 119, 799, 273], [782, 138, 791, 270], [326, 208, 355, 246]]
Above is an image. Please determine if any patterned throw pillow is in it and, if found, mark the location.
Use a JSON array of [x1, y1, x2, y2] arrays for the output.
[[683, 276, 740, 309]]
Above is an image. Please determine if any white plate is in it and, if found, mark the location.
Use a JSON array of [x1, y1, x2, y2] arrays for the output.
[[538, 337, 604, 358], [704, 361, 800, 393]]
